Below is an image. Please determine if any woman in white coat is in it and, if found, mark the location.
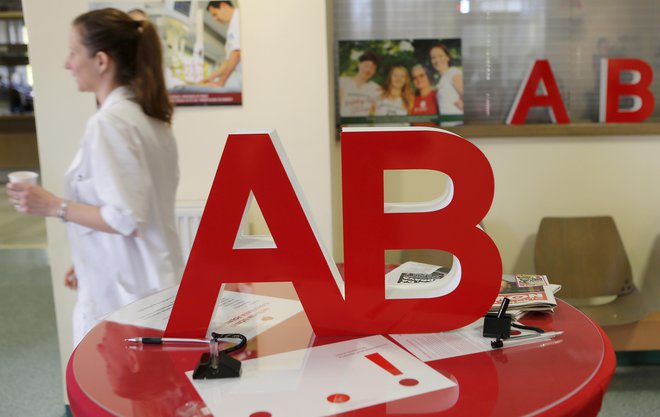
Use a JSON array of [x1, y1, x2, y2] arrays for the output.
[[6, 8, 183, 345]]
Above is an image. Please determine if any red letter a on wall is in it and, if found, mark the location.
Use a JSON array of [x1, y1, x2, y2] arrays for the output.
[[507, 60, 570, 124]]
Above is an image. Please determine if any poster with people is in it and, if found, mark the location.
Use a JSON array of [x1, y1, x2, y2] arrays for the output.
[[338, 38, 463, 127], [90, 1, 242, 106]]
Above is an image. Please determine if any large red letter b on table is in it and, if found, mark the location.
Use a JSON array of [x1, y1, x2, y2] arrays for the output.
[[342, 128, 502, 334]]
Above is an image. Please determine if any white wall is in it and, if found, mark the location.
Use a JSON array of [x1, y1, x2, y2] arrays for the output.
[[476, 134, 660, 286], [22, 0, 335, 401]]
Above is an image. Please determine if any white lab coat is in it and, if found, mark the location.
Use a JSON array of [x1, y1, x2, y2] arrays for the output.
[[64, 86, 184, 346], [223, 8, 242, 91]]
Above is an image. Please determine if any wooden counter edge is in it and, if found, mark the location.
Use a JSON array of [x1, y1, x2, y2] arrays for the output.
[[602, 311, 660, 351]]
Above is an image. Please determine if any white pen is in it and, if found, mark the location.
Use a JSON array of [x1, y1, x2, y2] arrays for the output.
[[125, 337, 211, 345]]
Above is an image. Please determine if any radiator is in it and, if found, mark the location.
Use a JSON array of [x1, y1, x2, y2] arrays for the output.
[[175, 201, 205, 263]]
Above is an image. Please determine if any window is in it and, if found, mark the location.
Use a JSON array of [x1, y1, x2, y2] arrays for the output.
[[334, 0, 660, 126]]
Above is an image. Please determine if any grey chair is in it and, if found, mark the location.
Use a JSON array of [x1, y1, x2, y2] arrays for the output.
[[534, 216, 648, 326]]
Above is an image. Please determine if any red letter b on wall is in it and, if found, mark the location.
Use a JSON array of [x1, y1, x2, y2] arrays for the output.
[[600, 58, 655, 123]]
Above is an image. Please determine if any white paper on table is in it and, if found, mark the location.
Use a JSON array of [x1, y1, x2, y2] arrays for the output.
[[390, 320, 563, 362], [206, 289, 304, 340], [187, 335, 455, 417], [103, 285, 303, 341], [102, 285, 180, 330]]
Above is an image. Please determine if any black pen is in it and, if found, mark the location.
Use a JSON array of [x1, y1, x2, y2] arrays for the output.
[[125, 337, 211, 345], [491, 331, 563, 348], [497, 297, 510, 318]]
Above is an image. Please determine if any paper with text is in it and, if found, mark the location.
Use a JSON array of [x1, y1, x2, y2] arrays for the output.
[[391, 320, 562, 362], [103, 285, 303, 340]]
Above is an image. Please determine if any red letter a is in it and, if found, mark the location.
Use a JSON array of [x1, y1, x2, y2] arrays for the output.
[[507, 60, 570, 124], [165, 131, 345, 338]]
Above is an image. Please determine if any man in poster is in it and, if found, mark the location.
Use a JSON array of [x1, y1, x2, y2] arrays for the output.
[[339, 51, 382, 117], [203, 1, 241, 90]]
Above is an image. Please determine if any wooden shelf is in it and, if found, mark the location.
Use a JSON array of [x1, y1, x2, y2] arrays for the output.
[[0, 11, 23, 20], [446, 122, 660, 138], [0, 114, 34, 132], [602, 311, 660, 351], [337, 122, 660, 138], [0, 113, 38, 169]]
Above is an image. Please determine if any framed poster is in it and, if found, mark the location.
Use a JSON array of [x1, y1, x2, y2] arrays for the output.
[[338, 38, 463, 127], [90, 1, 242, 106]]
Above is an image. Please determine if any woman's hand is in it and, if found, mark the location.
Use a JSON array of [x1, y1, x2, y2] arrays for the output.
[[64, 266, 78, 290], [8, 187, 128, 235], [6, 183, 61, 217]]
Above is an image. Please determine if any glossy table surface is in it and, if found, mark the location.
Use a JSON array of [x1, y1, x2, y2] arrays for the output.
[[67, 282, 615, 417]]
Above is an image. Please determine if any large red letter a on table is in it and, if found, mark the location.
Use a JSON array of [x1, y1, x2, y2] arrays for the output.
[[166, 131, 345, 338]]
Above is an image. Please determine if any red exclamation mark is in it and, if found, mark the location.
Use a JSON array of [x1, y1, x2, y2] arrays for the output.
[[365, 353, 402, 375], [365, 352, 419, 387]]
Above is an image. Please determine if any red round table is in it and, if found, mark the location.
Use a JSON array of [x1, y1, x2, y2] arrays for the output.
[[67, 282, 615, 417]]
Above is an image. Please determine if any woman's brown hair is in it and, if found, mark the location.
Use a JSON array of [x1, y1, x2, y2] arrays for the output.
[[73, 8, 173, 124]]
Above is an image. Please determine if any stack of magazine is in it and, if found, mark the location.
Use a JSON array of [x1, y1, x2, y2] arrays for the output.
[[385, 262, 560, 320], [489, 274, 561, 320]]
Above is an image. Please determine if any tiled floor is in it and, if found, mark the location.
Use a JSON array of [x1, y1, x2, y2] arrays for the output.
[[599, 365, 660, 416], [0, 248, 65, 417], [0, 186, 657, 416], [0, 184, 64, 417]]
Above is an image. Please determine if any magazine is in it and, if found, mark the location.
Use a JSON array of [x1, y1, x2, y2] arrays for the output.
[[385, 261, 451, 285], [490, 274, 561, 318], [384, 261, 454, 298]]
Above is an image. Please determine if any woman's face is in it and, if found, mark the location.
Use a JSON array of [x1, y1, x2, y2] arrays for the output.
[[412, 67, 431, 91], [390, 67, 408, 90], [64, 26, 100, 92], [430, 46, 450, 72]]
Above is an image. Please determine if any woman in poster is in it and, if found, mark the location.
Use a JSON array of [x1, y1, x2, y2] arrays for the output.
[[429, 43, 464, 125], [374, 63, 414, 116], [410, 64, 438, 117]]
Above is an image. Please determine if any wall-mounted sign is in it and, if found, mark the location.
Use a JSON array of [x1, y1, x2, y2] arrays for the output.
[[334, 0, 660, 127], [507, 58, 655, 125]]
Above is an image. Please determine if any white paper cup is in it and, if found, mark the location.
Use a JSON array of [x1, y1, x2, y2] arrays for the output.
[[8, 171, 39, 185]]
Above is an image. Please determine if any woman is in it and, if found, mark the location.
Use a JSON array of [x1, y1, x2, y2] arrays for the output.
[[6, 8, 183, 345], [374, 64, 414, 116], [410, 64, 438, 121], [429, 43, 464, 125]]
